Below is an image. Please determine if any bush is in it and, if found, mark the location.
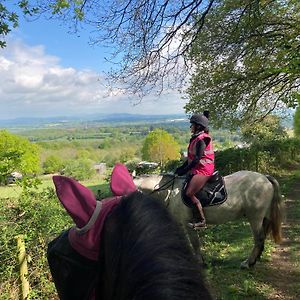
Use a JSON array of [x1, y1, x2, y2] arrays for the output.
[[215, 137, 300, 176], [0, 130, 40, 184], [0, 188, 72, 298], [63, 158, 94, 180], [162, 159, 181, 173], [43, 155, 63, 174]]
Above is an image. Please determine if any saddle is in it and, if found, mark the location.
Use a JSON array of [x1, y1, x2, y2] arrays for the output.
[[181, 171, 227, 208]]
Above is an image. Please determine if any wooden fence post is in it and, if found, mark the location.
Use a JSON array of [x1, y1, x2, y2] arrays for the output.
[[15, 235, 30, 299]]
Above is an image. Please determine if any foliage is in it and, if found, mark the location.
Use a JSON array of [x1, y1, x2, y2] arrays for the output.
[[3, 0, 299, 105], [63, 158, 94, 180], [241, 114, 287, 144], [0, 0, 39, 48], [162, 159, 182, 173], [0, 1, 18, 48], [216, 137, 300, 176], [0, 187, 72, 298], [119, 147, 136, 163], [43, 155, 63, 174], [186, 0, 300, 128], [0, 130, 40, 184], [294, 97, 300, 137], [141, 129, 180, 167], [125, 160, 140, 173], [1, 132, 300, 298], [98, 138, 111, 149], [1, 0, 219, 96], [15, 0, 216, 96]]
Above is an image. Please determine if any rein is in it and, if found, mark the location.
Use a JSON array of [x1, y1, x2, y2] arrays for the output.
[[150, 175, 177, 207]]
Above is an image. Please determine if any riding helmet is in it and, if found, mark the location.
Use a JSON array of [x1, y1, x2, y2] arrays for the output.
[[190, 114, 209, 128]]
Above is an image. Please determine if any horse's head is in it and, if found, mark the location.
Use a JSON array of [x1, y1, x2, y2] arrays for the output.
[[51, 163, 136, 260], [48, 163, 137, 299], [48, 164, 211, 300]]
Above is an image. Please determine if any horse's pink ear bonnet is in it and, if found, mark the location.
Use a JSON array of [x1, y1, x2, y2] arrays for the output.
[[52, 163, 137, 261], [110, 163, 137, 196]]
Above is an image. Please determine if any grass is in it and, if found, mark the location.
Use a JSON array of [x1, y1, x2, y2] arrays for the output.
[[1, 170, 299, 299], [202, 169, 300, 299], [0, 174, 111, 199], [0, 174, 111, 299], [201, 221, 276, 299]]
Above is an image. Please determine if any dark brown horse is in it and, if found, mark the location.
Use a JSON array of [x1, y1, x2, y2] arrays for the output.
[[47, 164, 212, 300]]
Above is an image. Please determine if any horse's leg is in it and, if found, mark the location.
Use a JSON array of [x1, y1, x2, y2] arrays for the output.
[[256, 218, 271, 260], [240, 217, 266, 269], [183, 226, 204, 264]]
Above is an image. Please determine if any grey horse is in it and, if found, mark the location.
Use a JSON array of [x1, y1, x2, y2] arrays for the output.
[[134, 170, 283, 269]]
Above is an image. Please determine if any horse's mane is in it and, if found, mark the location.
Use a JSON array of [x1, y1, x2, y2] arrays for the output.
[[97, 191, 211, 300]]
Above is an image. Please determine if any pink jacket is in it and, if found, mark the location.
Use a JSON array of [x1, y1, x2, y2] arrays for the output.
[[187, 132, 214, 176]]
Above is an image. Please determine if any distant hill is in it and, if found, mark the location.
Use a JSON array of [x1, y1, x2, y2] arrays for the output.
[[0, 111, 294, 129], [0, 113, 187, 129]]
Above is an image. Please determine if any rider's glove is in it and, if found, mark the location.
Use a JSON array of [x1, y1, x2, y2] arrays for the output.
[[175, 166, 187, 176]]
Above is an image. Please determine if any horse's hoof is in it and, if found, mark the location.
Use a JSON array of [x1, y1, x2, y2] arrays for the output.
[[240, 260, 250, 269]]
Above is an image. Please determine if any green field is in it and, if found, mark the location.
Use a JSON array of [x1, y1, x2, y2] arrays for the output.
[[0, 175, 111, 199], [1, 124, 300, 299], [1, 171, 299, 299]]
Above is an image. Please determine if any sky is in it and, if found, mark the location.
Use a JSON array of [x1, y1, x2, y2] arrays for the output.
[[0, 7, 187, 120]]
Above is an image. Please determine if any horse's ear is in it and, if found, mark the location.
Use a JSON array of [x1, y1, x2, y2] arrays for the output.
[[52, 176, 96, 228], [110, 163, 137, 196]]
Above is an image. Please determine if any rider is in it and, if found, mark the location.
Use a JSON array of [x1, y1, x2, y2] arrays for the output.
[[175, 111, 214, 228]]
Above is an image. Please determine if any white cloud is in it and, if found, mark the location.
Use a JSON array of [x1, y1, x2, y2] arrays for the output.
[[0, 40, 186, 119]]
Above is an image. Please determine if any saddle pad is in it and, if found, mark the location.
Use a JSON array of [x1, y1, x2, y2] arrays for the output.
[[181, 171, 228, 208]]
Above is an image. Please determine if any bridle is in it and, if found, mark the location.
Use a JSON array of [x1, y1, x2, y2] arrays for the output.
[[150, 175, 178, 207]]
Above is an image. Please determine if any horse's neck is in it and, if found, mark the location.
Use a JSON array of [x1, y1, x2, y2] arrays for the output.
[[135, 175, 182, 192]]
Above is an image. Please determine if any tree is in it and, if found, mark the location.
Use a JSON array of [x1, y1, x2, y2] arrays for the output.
[[63, 158, 94, 180], [0, 2, 18, 48], [3, 0, 298, 111], [43, 155, 63, 174], [241, 114, 287, 144], [1, 0, 216, 95], [294, 96, 300, 137], [141, 129, 180, 167], [186, 0, 300, 128], [0, 130, 40, 184], [119, 147, 136, 163], [0, 1, 38, 48]]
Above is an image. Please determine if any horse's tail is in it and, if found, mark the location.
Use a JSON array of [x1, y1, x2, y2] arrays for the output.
[[266, 175, 283, 243]]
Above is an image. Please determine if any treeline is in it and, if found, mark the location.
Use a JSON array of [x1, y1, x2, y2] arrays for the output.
[[216, 138, 300, 176], [3, 119, 298, 183], [15, 123, 241, 177], [18, 122, 240, 145]]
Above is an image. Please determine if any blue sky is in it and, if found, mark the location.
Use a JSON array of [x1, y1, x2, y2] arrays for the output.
[[0, 8, 186, 120]]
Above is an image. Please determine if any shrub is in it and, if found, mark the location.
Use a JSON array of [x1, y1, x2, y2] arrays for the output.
[[43, 155, 63, 174], [215, 137, 300, 176], [63, 158, 94, 180], [0, 188, 72, 298]]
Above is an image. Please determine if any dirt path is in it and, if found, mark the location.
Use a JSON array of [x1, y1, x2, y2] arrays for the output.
[[262, 182, 300, 299]]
